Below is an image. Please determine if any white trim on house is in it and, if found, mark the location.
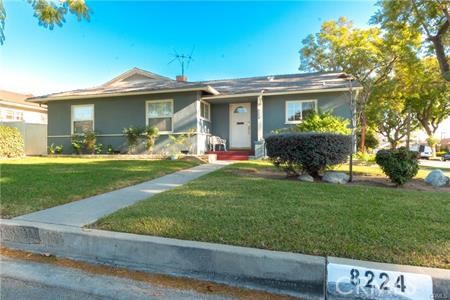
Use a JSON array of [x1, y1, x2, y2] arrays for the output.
[[285, 99, 317, 124], [0, 100, 47, 112], [71, 104, 94, 134], [48, 132, 198, 138], [100, 68, 172, 87], [199, 100, 211, 122], [28, 86, 220, 103], [145, 99, 174, 134]]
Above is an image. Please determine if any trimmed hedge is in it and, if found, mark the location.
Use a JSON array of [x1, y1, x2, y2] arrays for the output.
[[0, 125, 24, 158], [266, 133, 351, 178], [375, 147, 419, 185]]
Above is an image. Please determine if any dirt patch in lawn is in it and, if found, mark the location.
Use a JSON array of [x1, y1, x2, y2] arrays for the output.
[[227, 167, 450, 193]]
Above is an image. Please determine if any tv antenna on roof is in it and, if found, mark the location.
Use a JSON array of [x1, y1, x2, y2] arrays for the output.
[[168, 46, 195, 77]]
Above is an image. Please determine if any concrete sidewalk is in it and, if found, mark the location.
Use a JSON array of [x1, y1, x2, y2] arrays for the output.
[[14, 162, 231, 227]]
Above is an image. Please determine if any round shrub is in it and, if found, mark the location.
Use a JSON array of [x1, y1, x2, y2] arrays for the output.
[[0, 125, 24, 158], [266, 133, 352, 178], [375, 147, 419, 186]]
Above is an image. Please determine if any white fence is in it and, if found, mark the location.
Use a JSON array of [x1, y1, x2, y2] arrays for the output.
[[1, 121, 47, 155]]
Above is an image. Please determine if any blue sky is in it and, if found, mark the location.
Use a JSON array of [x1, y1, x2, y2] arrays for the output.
[[0, 1, 377, 95]]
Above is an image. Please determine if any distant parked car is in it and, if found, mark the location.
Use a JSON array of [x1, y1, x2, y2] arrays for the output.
[[410, 144, 433, 159], [442, 152, 450, 161]]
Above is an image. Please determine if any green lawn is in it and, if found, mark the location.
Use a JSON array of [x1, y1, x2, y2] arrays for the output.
[[94, 161, 450, 269], [0, 157, 200, 218]]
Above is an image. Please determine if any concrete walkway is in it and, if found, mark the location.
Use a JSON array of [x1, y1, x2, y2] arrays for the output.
[[14, 162, 231, 227]]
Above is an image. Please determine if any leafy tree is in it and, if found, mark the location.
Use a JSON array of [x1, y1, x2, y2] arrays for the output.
[[373, 0, 450, 81], [367, 78, 418, 149], [299, 17, 417, 152], [295, 111, 351, 135], [405, 57, 450, 156], [0, 0, 90, 44]]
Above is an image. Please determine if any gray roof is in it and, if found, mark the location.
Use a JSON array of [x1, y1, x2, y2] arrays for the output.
[[203, 72, 359, 95], [28, 68, 360, 102], [29, 80, 211, 101]]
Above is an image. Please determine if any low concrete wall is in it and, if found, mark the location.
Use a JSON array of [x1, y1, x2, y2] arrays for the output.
[[0, 219, 325, 299]]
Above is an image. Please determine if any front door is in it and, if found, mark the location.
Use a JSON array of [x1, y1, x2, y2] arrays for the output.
[[229, 103, 251, 149]]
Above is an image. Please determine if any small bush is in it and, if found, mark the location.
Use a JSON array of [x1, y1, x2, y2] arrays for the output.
[[354, 151, 376, 163], [266, 133, 351, 178], [84, 131, 97, 154], [55, 145, 64, 154], [0, 126, 24, 158], [296, 111, 351, 134], [71, 134, 83, 154], [143, 125, 159, 153], [375, 147, 419, 185], [123, 126, 142, 153], [107, 144, 114, 154], [94, 143, 103, 154]]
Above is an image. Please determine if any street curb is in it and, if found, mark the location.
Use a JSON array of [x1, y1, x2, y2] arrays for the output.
[[2, 219, 449, 300], [0, 219, 325, 299]]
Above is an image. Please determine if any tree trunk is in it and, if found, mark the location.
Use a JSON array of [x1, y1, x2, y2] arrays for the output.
[[430, 33, 450, 81], [427, 134, 438, 158], [359, 116, 367, 153]]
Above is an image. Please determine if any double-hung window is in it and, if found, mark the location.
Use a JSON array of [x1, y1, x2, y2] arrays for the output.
[[200, 101, 210, 121], [72, 104, 94, 134], [285, 100, 317, 124], [146, 100, 173, 133]]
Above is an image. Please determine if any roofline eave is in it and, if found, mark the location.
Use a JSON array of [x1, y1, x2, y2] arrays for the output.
[[27, 86, 220, 103], [202, 86, 363, 100]]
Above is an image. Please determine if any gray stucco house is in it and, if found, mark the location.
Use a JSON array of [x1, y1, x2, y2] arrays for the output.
[[28, 68, 360, 158]]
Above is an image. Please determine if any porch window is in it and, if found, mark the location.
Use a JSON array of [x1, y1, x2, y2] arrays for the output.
[[72, 104, 94, 134], [200, 101, 210, 121], [146, 100, 173, 133], [285, 100, 317, 124]]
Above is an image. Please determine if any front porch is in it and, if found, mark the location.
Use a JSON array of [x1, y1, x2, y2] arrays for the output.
[[205, 150, 254, 161], [201, 94, 264, 159]]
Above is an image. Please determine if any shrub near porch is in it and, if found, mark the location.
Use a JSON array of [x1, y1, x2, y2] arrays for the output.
[[94, 161, 450, 269]]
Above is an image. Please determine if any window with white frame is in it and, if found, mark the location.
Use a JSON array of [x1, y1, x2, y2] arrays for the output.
[[285, 100, 317, 123], [200, 101, 210, 121], [146, 100, 173, 133], [72, 104, 94, 134]]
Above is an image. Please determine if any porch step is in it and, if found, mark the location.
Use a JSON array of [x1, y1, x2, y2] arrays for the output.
[[206, 150, 254, 161]]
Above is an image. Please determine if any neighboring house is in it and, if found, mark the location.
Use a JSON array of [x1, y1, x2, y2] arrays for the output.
[[28, 68, 361, 157], [1, 90, 48, 155], [0, 90, 47, 124]]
